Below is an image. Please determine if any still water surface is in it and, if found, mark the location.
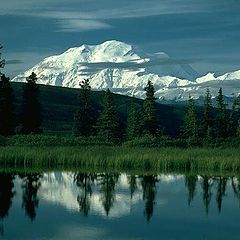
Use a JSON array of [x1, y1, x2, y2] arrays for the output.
[[0, 171, 240, 239]]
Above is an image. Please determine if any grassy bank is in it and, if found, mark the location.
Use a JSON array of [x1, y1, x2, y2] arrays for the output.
[[0, 146, 239, 173]]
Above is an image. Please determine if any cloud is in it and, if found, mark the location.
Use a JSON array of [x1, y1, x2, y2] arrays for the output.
[[2, 0, 239, 18], [32, 11, 112, 32], [4, 51, 56, 77], [55, 19, 111, 32], [79, 56, 198, 75], [1, 0, 239, 32]]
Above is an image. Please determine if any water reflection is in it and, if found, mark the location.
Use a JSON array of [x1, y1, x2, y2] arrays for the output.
[[0, 173, 15, 237], [74, 173, 96, 216], [98, 173, 119, 216], [232, 177, 240, 206], [0, 171, 240, 239], [141, 175, 158, 222], [215, 177, 227, 213], [202, 176, 212, 214], [20, 173, 42, 221], [0, 173, 15, 220]]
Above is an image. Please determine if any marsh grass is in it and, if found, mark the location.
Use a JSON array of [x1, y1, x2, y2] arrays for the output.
[[0, 146, 239, 173]]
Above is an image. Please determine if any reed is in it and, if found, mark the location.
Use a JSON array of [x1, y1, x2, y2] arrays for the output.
[[0, 146, 239, 172]]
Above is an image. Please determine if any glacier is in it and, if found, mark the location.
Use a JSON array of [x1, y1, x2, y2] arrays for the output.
[[12, 40, 240, 101]]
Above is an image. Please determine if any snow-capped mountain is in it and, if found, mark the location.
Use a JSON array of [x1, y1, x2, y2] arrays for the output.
[[12, 40, 240, 101]]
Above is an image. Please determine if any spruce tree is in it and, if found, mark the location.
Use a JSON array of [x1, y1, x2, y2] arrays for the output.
[[0, 74, 16, 135], [142, 80, 158, 135], [215, 88, 227, 138], [73, 79, 95, 137], [237, 119, 240, 138], [21, 72, 42, 134], [127, 101, 140, 140], [200, 88, 213, 139], [228, 97, 240, 137], [181, 96, 198, 140], [0, 45, 5, 74], [97, 89, 118, 142], [199, 89, 213, 144]]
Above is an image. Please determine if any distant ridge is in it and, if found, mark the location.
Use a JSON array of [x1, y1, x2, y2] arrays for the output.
[[13, 40, 240, 101]]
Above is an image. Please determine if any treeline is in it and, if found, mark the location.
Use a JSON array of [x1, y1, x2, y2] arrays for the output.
[[179, 87, 240, 147], [1, 45, 240, 147], [73, 79, 160, 142], [0, 46, 42, 135], [73, 78, 240, 147]]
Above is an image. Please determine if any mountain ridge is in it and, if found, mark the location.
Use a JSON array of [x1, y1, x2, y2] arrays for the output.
[[12, 40, 240, 101]]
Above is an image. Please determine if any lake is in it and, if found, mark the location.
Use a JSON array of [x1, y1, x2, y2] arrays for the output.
[[0, 171, 240, 239]]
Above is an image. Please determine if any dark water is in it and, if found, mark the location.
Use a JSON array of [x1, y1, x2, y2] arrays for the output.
[[0, 171, 240, 240]]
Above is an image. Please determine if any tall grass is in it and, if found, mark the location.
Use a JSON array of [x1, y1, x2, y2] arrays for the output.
[[0, 146, 240, 173]]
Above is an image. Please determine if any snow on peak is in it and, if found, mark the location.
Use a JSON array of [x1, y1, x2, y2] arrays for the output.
[[196, 72, 217, 83], [12, 40, 240, 101]]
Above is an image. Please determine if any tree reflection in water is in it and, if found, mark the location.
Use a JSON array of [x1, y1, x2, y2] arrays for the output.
[[0, 172, 239, 225], [215, 177, 227, 213], [141, 175, 159, 222], [185, 175, 198, 206], [128, 175, 137, 200], [0, 173, 15, 236], [74, 172, 96, 216], [201, 176, 213, 214], [98, 173, 119, 216], [231, 176, 240, 207], [20, 173, 42, 221]]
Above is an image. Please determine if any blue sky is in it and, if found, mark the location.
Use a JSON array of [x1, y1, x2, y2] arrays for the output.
[[1, 0, 240, 78]]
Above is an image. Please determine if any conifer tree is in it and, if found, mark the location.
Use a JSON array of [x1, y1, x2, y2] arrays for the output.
[[142, 80, 158, 135], [200, 89, 212, 137], [215, 88, 227, 138], [73, 79, 95, 136], [237, 119, 240, 138], [0, 74, 16, 135], [21, 72, 42, 134], [181, 96, 198, 140], [0, 45, 5, 74], [228, 97, 240, 137], [127, 101, 140, 140], [97, 89, 118, 142]]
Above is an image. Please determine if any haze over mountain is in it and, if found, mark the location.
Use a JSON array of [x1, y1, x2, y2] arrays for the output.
[[13, 40, 240, 101]]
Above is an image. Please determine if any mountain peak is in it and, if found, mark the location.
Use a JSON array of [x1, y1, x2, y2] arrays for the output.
[[13, 40, 240, 101]]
